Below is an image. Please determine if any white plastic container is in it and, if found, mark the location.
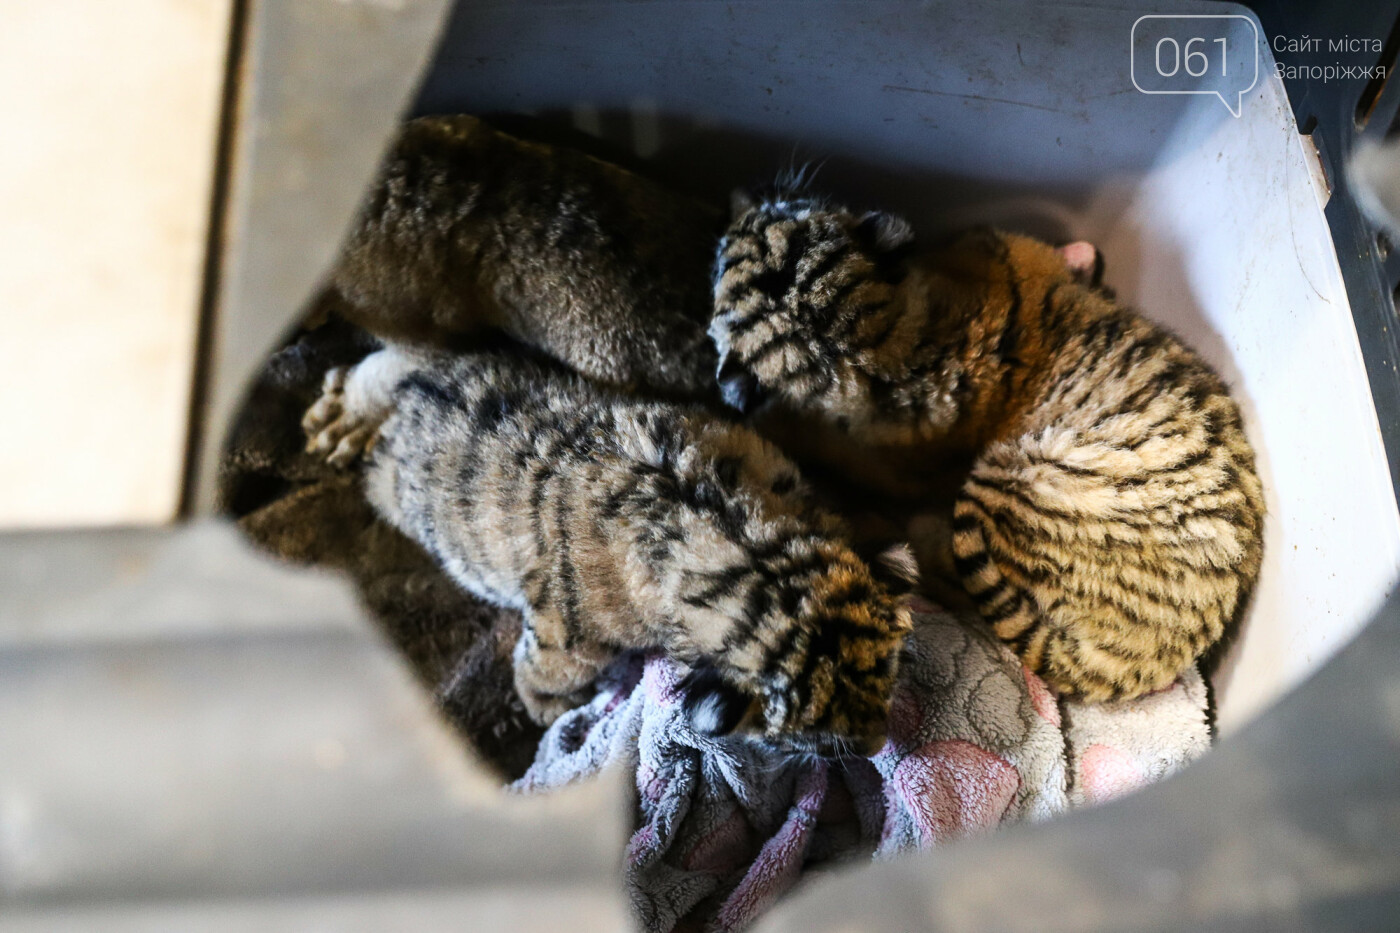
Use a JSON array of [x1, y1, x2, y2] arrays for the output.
[[417, 0, 1400, 732]]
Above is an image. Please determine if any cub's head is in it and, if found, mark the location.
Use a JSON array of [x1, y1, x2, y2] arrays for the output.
[[709, 187, 915, 420], [932, 226, 1104, 293], [679, 542, 918, 757], [710, 188, 1106, 436]]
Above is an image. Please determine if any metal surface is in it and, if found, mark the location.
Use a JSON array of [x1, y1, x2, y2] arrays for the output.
[[187, 0, 455, 515], [1250, 0, 1400, 504], [0, 522, 627, 925], [1, 887, 626, 933], [0, 522, 360, 647]]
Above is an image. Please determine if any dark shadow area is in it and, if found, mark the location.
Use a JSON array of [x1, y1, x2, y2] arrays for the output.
[[218, 314, 543, 780]]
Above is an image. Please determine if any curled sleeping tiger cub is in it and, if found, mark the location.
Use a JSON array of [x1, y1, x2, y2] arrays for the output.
[[710, 188, 1264, 702], [314, 346, 916, 754]]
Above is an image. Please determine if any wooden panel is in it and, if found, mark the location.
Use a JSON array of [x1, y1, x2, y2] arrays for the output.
[[0, 0, 232, 527]]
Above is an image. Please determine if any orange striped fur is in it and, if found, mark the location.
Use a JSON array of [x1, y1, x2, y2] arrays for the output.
[[710, 191, 1264, 701], [308, 347, 914, 752]]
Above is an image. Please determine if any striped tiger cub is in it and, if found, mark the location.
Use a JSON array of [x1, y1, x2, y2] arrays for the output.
[[307, 113, 722, 465], [709, 187, 1264, 702], [327, 346, 916, 754]]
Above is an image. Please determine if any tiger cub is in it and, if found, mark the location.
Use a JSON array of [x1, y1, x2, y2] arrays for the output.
[[325, 113, 718, 392], [709, 189, 1264, 702], [329, 346, 915, 754]]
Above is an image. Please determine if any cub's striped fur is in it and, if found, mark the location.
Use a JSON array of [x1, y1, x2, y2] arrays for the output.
[[323, 112, 720, 404], [338, 347, 914, 752], [710, 190, 1264, 701]]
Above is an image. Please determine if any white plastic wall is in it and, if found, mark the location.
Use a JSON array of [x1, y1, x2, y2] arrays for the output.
[[418, 0, 1400, 732]]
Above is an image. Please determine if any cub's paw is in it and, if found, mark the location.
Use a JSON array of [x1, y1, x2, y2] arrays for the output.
[[302, 365, 381, 468], [515, 683, 593, 727]]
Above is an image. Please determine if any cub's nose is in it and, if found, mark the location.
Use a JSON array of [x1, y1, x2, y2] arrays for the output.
[[716, 356, 765, 413], [853, 730, 889, 758]]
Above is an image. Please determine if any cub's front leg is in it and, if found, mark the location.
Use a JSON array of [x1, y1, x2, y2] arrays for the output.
[[302, 344, 428, 467], [512, 610, 614, 726]]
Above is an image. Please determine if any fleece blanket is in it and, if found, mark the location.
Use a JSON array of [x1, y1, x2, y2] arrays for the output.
[[514, 596, 1211, 932]]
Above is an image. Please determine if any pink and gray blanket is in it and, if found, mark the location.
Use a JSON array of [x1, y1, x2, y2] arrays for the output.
[[513, 596, 1211, 932]]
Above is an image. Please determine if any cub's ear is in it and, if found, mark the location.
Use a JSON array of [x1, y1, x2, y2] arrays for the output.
[[680, 665, 751, 736], [870, 542, 920, 596], [730, 187, 758, 219], [1058, 240, 1104, 287], [856, 211, 915, 252]]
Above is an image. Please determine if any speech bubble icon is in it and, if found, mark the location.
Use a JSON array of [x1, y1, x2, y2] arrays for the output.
[[1131, 14, 1260, 117]]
